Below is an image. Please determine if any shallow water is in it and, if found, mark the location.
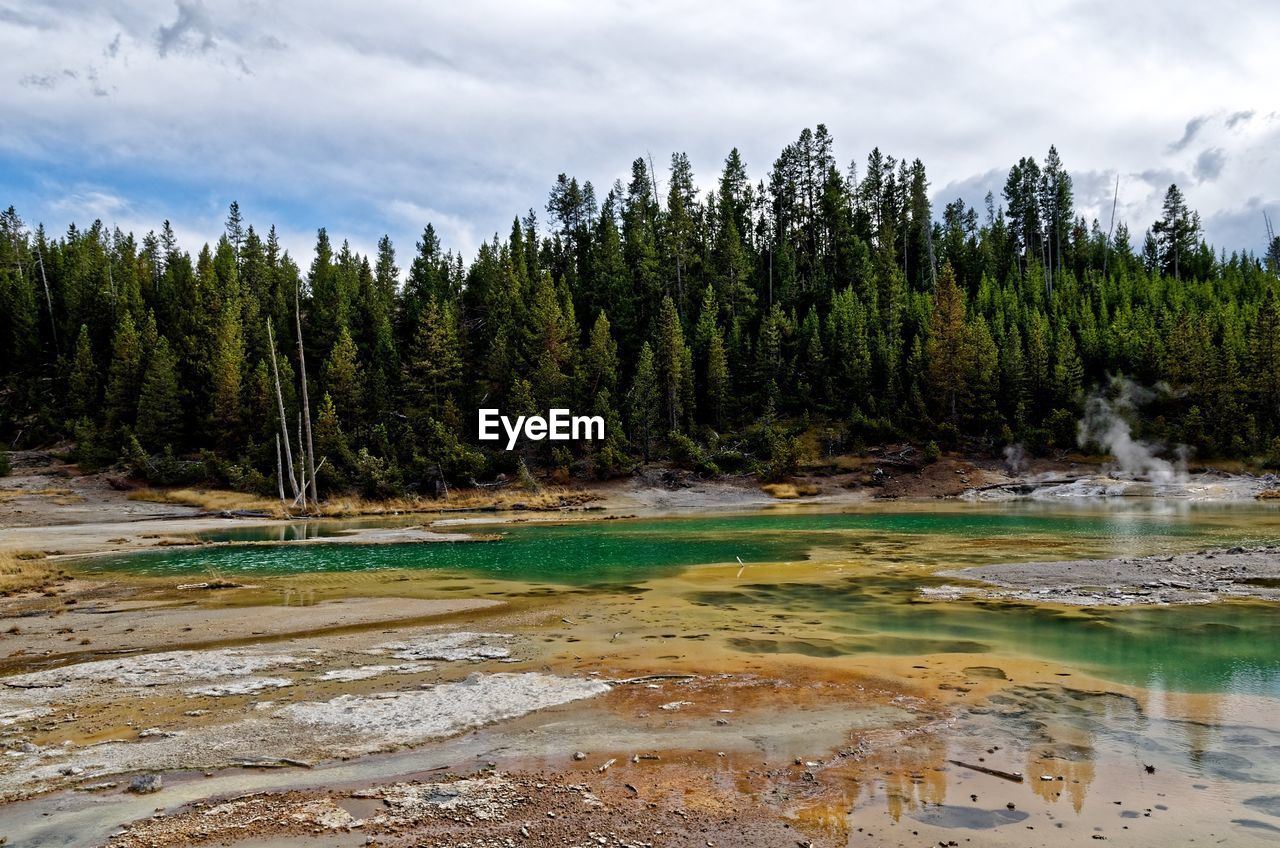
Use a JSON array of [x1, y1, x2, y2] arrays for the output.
[[64, 501, 1280, 845], [83, 502, 1280, 695]]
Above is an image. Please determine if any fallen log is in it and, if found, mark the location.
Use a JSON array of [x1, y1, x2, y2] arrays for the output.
[[231, 756, 313, 769], [610, 674, 698, 685], [947, 759, 1024, 783]]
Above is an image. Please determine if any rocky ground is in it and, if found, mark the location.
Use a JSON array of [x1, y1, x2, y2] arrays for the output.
[[929, 545, 1280, 605], [103, 769, 812, 848], [0, 628, 616, 801]]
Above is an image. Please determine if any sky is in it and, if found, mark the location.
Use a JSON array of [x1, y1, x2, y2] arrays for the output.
[[3, 0, 1278, 269]]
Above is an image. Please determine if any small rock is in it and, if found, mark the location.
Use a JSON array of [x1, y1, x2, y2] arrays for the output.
[[128, 774, 163, 794], [138, 727, 176, 739]]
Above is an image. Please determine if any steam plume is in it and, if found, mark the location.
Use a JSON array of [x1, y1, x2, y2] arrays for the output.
[[1077, 376, 1187, 483]]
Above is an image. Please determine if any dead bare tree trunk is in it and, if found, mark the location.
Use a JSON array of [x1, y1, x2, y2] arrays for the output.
[[266, 322, 301, 502], [1103, 174, 1119, 282], [291, 458, 326, 509], [35, 243, 58, 355], [275, 434, 286, 503], [294, 282, 319, 505], [926, 220, 937, 289], [297, 412, 307, 512]]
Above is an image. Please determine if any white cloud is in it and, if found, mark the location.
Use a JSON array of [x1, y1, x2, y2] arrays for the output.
[[2, 0, 1278, 260]]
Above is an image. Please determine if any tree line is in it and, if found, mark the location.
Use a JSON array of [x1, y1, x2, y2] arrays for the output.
[[3, 126, 1280, 497]]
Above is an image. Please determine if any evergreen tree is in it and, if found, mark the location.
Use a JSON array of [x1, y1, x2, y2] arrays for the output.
[[1251, 288, 1280, 427], [136, 336, 182, 449], [1052, 329, 1084, 408], [525, 272, 575, 408], [6, 133, 1279, 482], [104, 312, 143, 430], [67, 324, 98, 420], [209, 307, 245, 449], [404, 298, 461, 425], [705, 329, 730, 428], [925, 265, 972, 421], [580, 311, 619, 401], [654, 295, 691, 430], [1152, 185, 1199, 280], [322, 324, 363, 428], [314, 392, 353, 485], [967, 316, 1000, 430], [628, 342, 659, 460]]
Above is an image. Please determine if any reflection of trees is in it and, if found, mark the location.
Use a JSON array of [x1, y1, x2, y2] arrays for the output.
[[836, 678, 1246, 833], [1143, 687, 1222, 765], [1027, 743, 1096, 813], [848, 730, 950, 820]]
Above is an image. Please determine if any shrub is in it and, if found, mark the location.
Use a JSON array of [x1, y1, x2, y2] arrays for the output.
[[668, 432, 720, 476], [353, 448, 405, 499], [160, 448, 204, 485], [922, 440, 941, 463], [935, 422, 960, 450], [1045, 408, 1078, 450], [847, 410, 899, 445], [762, 426, 803, 482], [709, 447, 748, 473], [589, 444, 623, 478], [516, 457, 541, 492], [71, 417, 114, 470]]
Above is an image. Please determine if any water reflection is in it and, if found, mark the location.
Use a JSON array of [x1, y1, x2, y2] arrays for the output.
[[834, 681, 1280, 841]]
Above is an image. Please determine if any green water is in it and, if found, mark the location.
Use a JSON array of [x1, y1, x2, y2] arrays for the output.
[[704, 576, 1280, 695], [82, 503, 1280, 696], [90, 505, 1250, 580]]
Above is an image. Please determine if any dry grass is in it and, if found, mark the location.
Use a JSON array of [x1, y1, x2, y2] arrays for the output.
[[823, 455, 871, 472], [0, 486, 80, 503], [128, 485, 597, 517], [0, 550, 63, 596], [128, 488, 288, 517], [761, 481, 821, 499]]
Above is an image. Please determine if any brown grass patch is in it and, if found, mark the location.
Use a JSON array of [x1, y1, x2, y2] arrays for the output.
[[128, 486, 596, 518], [0, 550, 63, 596], [761, 481, 821, 499], [0, 486, 78, 503], [823, 455, 871, 472], [128, 487, 287, 516]]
